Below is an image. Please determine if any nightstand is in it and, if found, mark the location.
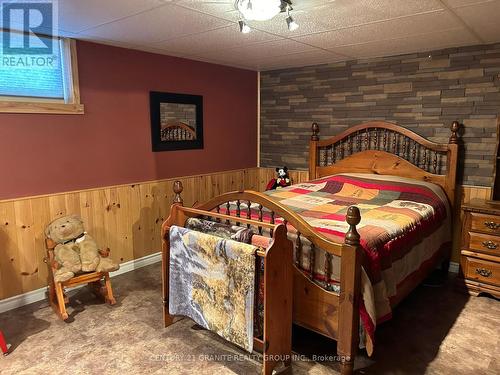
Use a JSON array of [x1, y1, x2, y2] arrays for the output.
[[460, 199, 500, 298]]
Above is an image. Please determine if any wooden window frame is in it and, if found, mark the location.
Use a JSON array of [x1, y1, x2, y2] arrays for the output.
[[0, 38, 84, 115]]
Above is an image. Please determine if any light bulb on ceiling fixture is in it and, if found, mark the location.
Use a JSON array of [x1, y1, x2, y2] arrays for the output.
[[286, 15, 298, 31], [239, 20, 251, 34], [285, 4, 298, 31]]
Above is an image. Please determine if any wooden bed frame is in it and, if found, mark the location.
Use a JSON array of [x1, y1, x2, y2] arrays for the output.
[[161, 121, 461, 375]]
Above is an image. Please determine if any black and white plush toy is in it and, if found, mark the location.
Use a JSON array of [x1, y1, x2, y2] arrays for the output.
[[266, 166, 292, 190]]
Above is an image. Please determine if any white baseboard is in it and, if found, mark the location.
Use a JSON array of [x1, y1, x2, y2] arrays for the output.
[[0, 253, 458, 314], [0, 252, 162, 314]]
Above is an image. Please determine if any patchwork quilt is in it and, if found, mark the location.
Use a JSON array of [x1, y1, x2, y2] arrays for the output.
[[223, 173, 451, 353], [168, 225, 257, 352], [264, 173, 448, 281]]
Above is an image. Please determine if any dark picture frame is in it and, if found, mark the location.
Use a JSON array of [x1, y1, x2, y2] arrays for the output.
[[149, 91, 204, 152]]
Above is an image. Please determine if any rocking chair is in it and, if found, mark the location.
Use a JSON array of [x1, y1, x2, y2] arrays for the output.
[[44, 238, 116, 320]]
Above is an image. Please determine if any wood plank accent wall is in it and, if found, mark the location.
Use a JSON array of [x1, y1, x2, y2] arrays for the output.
[[0, 168, 260, 301], [0, 166, 491, 301]]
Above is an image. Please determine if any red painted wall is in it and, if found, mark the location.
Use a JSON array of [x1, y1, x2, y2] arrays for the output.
[[0, 41, 258, 200]]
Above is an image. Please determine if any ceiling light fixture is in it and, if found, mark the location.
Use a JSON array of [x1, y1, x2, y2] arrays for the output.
[[239, 20, 251, 34], [235, 0, 298, 33]]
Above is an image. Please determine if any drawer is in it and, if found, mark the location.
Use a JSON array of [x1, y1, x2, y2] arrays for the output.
[[464, 257, 500, 286], [468, 232, 500, 256], [470, 213, 500, 235]]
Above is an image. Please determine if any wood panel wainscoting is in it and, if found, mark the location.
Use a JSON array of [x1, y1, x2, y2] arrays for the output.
[[0, 166, 491, 303], [0, 168, 261, 301]]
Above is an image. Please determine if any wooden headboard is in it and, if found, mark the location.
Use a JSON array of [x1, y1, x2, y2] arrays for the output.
[[309, 120, 460, 209]]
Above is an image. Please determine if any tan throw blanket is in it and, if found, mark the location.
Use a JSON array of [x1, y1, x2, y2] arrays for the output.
[[169, 225, 257, 352]]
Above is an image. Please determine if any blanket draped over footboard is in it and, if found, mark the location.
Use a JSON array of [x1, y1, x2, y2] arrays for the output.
[[168, 225, 257, 352]]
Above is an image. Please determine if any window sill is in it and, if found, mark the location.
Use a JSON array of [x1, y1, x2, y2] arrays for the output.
[[0, 101, 84, 115]]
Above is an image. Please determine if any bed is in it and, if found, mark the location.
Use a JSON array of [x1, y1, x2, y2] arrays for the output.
[[161, 120, 461, 375]]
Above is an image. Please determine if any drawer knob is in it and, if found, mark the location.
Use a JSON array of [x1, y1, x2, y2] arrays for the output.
[[482, 240, 498, 250], [475, 268, 492, 278], [484, 221, 500, 230]]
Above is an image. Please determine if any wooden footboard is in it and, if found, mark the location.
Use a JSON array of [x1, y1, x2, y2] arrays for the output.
[[161, 182, 364, 375], [161, 189, 297, 375]]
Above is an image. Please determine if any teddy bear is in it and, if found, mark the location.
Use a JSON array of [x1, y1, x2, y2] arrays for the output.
[[265, 166, 292, 190], [45, 215, 119, 283]]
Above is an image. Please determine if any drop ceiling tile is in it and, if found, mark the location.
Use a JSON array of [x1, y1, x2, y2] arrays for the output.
[[473, 22, 500, 43], [183, 55, 258, 70], [294, 10, 462, 49], [154, 25, 281, 55], [330, 28, 478, 58], [321, 0, 444, 21], [237, 49, 345, 69], [292, 0, 338, 11], [443, 0, 497, 7], [453, 0, 500, 22], [255, 50, 346, 71], [252, 48, 344, 66], [80, 4, 231, 45], [211, 39, 315, 59], [6, 0, 489, 71], [58, 0, 167, 33], [251, 0, 444, 37], [453, 1, 500, 42], [185, 41, 337, 70], [176, 0, 240, 21], [248, 9, 337, 37]]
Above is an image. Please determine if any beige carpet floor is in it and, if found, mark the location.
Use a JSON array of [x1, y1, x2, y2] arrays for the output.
[[0, 263, 499, 375]]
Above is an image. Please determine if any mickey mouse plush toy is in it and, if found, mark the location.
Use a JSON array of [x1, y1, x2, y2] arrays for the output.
[[266, 166, 292, 191]]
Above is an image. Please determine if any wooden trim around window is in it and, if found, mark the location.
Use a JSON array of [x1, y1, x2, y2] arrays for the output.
[[0, 38, 84, 115]]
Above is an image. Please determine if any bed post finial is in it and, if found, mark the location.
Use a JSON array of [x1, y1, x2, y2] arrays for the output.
[[449, 121, 460, 144], [311, 122, 320, 141], [173, 181, 183, 205], [345, 206, 361, 246]]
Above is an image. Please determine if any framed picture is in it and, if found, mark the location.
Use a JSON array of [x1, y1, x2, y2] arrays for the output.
[[149, 91, 204, 152]]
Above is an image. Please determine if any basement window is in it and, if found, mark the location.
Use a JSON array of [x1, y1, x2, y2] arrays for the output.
[[0, 31, 84, 114]]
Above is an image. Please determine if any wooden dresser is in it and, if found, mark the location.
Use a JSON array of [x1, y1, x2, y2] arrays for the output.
[[460, 199, 500, 298]]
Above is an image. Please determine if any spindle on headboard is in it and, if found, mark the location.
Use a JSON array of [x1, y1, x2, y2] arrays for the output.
[[225, 201, 231, 225], [236, 199, 241, 226], [310, 121, 461, 180]]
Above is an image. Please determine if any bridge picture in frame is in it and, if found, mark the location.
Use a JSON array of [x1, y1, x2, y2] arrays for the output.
[[150, 91, 204, 152]]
